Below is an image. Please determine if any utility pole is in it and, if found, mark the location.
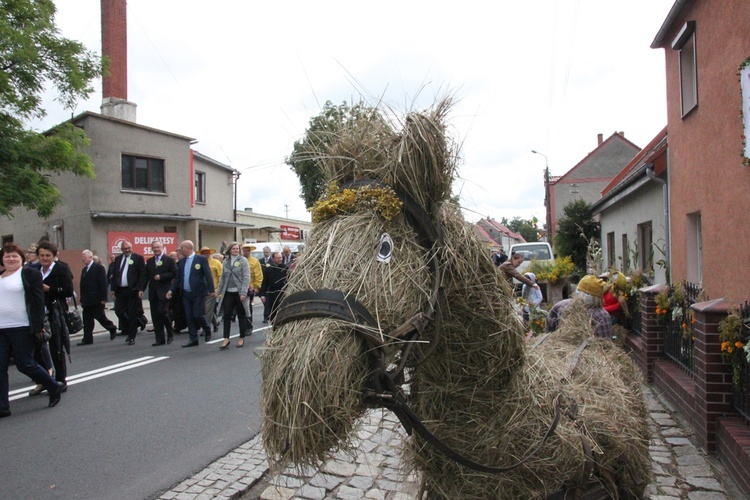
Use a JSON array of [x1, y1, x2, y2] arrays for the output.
[[284, 204, 289, 218], [532, 150, 553, 242]]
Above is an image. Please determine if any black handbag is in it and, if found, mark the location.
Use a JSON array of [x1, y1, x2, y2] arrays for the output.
[[64, 296, 84, 334]]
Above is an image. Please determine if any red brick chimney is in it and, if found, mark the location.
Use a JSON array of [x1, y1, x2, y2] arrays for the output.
[[100, 0, 136, 122], [597, 133, 603, 145]]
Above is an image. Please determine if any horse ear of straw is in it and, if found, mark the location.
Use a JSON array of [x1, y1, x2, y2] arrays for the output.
[[315, 97, 458, 214]]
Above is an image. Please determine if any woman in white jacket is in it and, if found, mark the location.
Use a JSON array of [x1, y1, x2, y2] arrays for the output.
[[215, 242, 251, 349]]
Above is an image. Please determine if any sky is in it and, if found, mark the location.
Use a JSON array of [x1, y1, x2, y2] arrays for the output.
[[32, 0, 675, 224]]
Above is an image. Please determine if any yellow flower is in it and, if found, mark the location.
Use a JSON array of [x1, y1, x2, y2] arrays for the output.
[[736, 341, 745, 349]]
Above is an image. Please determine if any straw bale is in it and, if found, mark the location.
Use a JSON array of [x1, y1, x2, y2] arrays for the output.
[[260, 98, 650, 498]]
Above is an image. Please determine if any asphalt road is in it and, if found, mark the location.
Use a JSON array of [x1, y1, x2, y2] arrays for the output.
[[1, 303, 268, 499]]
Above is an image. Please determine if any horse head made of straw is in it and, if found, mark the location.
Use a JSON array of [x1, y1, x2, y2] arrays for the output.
[[260, 100, 650, 499]]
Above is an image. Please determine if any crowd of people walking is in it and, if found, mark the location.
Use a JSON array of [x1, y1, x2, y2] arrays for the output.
[[0, 238, 292, 418]]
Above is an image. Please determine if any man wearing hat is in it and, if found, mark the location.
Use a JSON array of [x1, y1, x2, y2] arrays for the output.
[[545, 275, 613, 339], [241, 244, 263, 324], [199, 246, 223, 333]]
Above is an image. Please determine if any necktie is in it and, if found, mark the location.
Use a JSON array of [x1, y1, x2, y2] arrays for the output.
[[120, 257, 128, 287]]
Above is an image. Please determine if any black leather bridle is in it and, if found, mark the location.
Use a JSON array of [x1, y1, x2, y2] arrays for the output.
[[272, 179, 563, 475]]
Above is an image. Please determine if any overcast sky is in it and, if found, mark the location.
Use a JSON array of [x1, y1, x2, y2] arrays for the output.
[[32, 0, 675, 224]]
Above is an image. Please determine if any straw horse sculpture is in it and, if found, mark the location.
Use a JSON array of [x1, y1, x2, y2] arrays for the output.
[[261, 100, 650, 499]]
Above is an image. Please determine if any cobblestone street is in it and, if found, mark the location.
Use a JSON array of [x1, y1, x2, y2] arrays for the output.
[[156, 385, 741, 499]]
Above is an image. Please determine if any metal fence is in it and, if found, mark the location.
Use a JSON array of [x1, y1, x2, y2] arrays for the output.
[[626, 292, 641, 335], [663, 282, 703, 376], [731, 301, 750, 423]]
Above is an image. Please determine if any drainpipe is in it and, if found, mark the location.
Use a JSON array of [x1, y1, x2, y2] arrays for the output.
[[645, 162, 669, 278]]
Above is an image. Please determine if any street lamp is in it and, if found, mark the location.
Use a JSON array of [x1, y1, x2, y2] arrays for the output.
[[531, 150, 552, 242]]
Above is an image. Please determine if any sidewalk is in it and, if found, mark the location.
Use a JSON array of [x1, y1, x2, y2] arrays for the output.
[[154, 385, 741, 500]]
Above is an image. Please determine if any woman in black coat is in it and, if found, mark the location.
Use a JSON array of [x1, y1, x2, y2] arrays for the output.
[[0, 243, 64, 417], [35, 241, 74, 391]]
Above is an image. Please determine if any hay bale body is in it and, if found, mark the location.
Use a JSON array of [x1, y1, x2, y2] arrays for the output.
[[260, 99, 649, 498]]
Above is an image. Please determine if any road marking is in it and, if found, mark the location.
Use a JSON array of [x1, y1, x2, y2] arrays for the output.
[[206, 325, 271, 344], [9, 356, 168, 401]]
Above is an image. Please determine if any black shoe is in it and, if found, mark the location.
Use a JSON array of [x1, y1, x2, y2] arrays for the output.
[[182, 341, 199, 348], [109, 327, 117, 341], [262, 319, 268, 324], [167, 334, 174, 345], [220, 340, 230, 350], [76, 340, 93, 346], [138, 316, 148, 331], [48, 382, 64, 407], [0, 409, 10, 418], [203, 327, 211, 342], [152, 341, 165, 346], [126, 338, 135, 345], [59, 382, 68, 393], [29, 385, 45, 396]]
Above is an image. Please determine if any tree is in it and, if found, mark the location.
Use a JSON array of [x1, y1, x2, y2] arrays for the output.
[[501, 216, 540, 243], [286, 100, 380, 208], [553, 199, 600, 272], [0, 0, 104, 218]]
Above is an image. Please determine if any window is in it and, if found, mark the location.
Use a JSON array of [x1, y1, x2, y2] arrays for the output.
[[122, 154, 165, 192], [194, 171, 206, 204], [672, 21, 697, 116], [637, 221, 653, 274], [606, 232, 615, 268], [621, 234, 630, 273], [686, 212, 703, 286]]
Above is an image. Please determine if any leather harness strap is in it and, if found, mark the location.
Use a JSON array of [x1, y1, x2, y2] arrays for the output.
[[270, 177, 581, 477]]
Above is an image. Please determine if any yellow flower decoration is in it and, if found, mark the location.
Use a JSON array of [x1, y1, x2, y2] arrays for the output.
[[311, 182, 403, 223], [195, 264, 201, 270]]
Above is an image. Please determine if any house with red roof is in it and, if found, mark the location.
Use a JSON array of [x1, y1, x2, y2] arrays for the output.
[[475, 218, 526, 253], [591, 127, 669, 284], [546, 132, 640, 241]]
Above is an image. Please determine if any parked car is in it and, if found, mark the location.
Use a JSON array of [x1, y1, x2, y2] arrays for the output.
[[509, 242, 555, 283]]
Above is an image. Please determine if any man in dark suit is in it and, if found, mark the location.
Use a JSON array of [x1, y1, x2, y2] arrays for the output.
[[259, 252, 289, 324], [78, 249, 117, 345], [110, 241, 147, 345], [167, 240, 215, 348], [145, 241, 177, 346]]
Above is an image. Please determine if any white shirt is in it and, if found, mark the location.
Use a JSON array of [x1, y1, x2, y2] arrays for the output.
[[119, 255, 130, 287], [0, 270, 30, 328]]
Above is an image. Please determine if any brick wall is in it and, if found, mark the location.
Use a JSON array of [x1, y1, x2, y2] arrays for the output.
[[627, 292, 749, 494]]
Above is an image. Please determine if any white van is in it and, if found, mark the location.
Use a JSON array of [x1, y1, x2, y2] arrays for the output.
[[509, 242, 555, 276], [246, 241, 303, 260]]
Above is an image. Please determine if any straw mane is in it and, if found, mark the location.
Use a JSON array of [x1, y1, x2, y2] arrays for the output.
[[260, 98, 649, 499]]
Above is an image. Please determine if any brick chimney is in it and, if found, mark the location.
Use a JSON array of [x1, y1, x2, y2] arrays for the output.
[[597, 133, 603, 145], [100, 0, 136, 122]]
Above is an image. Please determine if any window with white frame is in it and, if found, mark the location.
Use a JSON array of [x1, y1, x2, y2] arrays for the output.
[[194, 171, 206, 204], [672, 21, 697, 117], [621, 234, 630, 273], [686, 212, 702, 286], [607, 232, 615, 269], [637, 221, 653, 274]]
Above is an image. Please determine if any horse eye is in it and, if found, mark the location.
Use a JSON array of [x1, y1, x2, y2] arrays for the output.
[[376, 233, 393, 263]]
